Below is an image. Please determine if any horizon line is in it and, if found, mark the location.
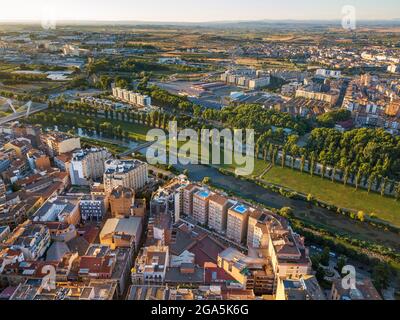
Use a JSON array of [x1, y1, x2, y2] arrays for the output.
[[1, 18, 400, 24]]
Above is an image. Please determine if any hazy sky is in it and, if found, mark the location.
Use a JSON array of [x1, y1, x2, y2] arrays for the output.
[[0, 0, 399, 22]]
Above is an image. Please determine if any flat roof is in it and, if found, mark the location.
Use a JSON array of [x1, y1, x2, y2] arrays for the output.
[[195, 190, 210, 199], [232, 204, 248, 214]]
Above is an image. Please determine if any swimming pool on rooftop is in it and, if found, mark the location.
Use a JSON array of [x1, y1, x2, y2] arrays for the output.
[[233, 204, 248, 214], [197, 190, 210, 199]]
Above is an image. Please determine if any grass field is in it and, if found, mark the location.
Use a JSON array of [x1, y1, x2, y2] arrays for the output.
[[43, 111, 154, 142], [262, 166, 400, 227], [218, 157, 271, 177]]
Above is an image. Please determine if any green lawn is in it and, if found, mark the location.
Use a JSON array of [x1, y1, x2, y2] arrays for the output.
[[262, 165, 400, 227], [80, 137, 128, 155], [44, 111, 154, 142], [218, 157, 271, 177]]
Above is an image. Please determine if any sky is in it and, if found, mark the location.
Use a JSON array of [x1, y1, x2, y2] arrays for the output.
[[0, 0, 399, 22]]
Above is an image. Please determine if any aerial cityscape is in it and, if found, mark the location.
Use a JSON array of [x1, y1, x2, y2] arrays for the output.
[[0, 0, 399, 307]]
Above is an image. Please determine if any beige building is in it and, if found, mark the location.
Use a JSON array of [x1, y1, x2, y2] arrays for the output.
[[4, 139, 31, 158], [132, 245, 169, 285], [192, 189, 211, 225], [100, 217, 143, 250], [27, 149, 51, 171], [217, 247, 276, 296], [109, 186, 146, 218], [43, 132, 81, 156], [207, 194, 230, 233], [295, 89, 339, 106], [104, 159, 148, 194], [247, 210, 271, 249], [182, 184, 199, 216], [268, 226, 312, 279], [226, 203, 250, 244]]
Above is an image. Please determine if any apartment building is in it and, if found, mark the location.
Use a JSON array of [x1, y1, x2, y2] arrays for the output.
[[316, 69, 342, 79], [217, 247, 276, 296], [112, 87, 152, 107], [103, 159, 148, 194], [69, 148, 110, 186], [388, 64, 400, 74], [221, 69, 270, 90], [0, 225, 10, 242], [109, 186, 145, 218], [192, 189, 212, 225], [247, 210, 273, 249], [43, 132, 81, 156], [5, 222, 51, 260], [329, 278, 382, 300], [207, 194, 231, 233], [79, 195, 107, 222], [27, 149, 51, 172], [295, 88, 339, 106], [100, 217, 143, 250], [33, 196, 81, 226], [226, 203, 250, 244], [267, 226, 312, 280], [182, 184, 199, 216], [4, 138, 31, 158], [132, 245, 169, 285], [0, 178, 6, 208], [276, 275, 326, 300]]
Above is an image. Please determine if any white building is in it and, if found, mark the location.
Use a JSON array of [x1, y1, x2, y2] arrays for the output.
[[112, 87, 152, 107], [315, 69, 341, 79], [104, 159, 148, 194], [387, 65, 400, 74], [33, 196, 81, 226], [69, 148, 110, 186]]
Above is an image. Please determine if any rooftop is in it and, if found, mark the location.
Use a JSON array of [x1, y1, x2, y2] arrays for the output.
[[232, 204, 248, 215], [195, 189, 211, 199]]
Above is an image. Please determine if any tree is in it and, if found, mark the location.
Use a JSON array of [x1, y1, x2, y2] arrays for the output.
[[279, 207, 293, 218], [290, 155, 296, 169], [311, 255, 325, 282], [357, 211, 365, 222], [300, 155, 306, 173], [372, 263, 391, 293], [343, 166, 350, 187], [321, 162, 327, 179], [330, 167, 336, 182], [380, 177, 388, 197], [281, 149, 286, 168], [202, 177, 211, 185], [355, 168, 362, 190], [98, 75, 112, 90], [272, 148, 277, 166], [336, 255, 347, 274], [395, 182, 400, 201], [309, 152, 316, 177], [367, 173, 377, 194], [320, 247, 330, 267]]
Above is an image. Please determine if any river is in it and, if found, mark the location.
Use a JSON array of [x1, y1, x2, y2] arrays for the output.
[[50, 126, 400, 250]]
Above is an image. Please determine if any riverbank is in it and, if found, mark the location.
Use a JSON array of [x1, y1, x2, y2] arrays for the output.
[[261, 165, 400, 227]]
